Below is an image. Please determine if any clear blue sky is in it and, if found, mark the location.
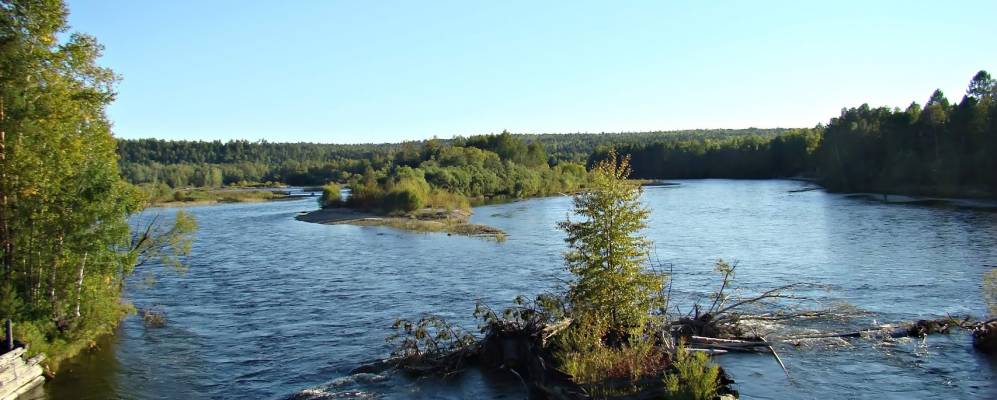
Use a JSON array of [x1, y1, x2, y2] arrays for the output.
[[66, 0, 996, 144]]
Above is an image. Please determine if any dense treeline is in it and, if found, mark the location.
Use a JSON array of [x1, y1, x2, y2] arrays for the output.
[[118, 73, 997, 199], [591, 72, 997, 198], [525, 128, 793, 163], [589, 129, 821, 179], [118, 140, 393, 187], [116, 128, 791, 189], [0, 0, 193, 368], [817, 71, 997, 196]]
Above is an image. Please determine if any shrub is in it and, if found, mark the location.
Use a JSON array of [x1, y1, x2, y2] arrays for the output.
[[664, 343, 720, 400], [346, 181, 383, 210], [319, 183, 342, 208], [426, 189, 470, 211], [551, 314, 668, 397], [383, 187, 425, 212]]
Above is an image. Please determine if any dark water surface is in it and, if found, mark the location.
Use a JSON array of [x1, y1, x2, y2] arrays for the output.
[[41, 180, 997, 399]]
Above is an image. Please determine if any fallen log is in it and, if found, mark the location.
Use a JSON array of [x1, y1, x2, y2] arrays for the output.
[[689, 336, 768, 347], [685, 348, 729, 355], [540, 318, 572, 346], [0, 348, 25, 371], [763, 336, 789, 378], [781, 331, 862, 341], [781, 318, 959, 343], [348, 356, 402, 375]]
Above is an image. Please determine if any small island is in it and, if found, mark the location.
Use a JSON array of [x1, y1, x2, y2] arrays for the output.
[[297, 206, 506, 239], [292, 132, 590, 239]]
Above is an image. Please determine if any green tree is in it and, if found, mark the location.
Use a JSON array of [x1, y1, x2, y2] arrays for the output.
[[0, 0, 195, 368], [968, 70, 996, 100], [319, 183, 342, 208], [559, 150, 664, 337]]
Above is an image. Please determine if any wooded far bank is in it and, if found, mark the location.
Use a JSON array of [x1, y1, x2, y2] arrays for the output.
[[119, 71, 997, 200]]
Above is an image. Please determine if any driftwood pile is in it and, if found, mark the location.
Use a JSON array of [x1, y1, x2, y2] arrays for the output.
[[0, 347, 45, 400], [972, 318, 997, 354], [345, 260, 997, 399]]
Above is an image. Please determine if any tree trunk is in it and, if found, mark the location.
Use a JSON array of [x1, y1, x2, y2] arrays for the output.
[[49, 235, 64, 306], [74, 252, 87, 318], [0, 98, 10, 279]]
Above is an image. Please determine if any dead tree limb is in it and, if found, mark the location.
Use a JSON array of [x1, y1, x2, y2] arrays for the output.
[[714, 283, 811, 317]]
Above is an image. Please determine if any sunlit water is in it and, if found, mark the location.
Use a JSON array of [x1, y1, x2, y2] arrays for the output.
[[40, 180, 997, 399]]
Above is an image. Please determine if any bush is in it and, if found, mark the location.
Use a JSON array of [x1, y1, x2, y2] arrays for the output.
[[426, 189, 470, 211], [553, 318, 667, 397], [319, 183, 342, 208], [346, 182, 383, 210], [383, 187, 425, 212], [664, 343, 721, 400]]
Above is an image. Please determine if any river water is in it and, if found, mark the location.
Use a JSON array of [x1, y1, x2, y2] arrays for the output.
[[41, 180, 997, 399]]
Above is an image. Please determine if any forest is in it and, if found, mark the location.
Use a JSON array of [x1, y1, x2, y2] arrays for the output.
[[116, 128, 791, 190], [118, 71, 997, 200], [817, 71, 997, 196], [119, 70, 997, 201], [588, 129, 821, 179], [589, 72, 997, 195]]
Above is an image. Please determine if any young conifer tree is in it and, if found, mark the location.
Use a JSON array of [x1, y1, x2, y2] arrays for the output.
[[560, 150, 664, 338]]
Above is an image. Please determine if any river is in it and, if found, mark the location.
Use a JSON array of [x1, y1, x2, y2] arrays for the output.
[[40, 180, 997, 399]]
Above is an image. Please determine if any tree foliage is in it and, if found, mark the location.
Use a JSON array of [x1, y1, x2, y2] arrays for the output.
[[115, 129, 794, 189], [589, 129, 822, 180], [319, 183, 341, 208], [818, 71, 997, 196], [560, 150, 664, 336], [0, 0, 195, 367]]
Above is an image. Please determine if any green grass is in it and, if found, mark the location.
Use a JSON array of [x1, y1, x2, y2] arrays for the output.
[[13, 303, 134, 372], [160, 188, 286, 205], [350, 216, 506, 240]]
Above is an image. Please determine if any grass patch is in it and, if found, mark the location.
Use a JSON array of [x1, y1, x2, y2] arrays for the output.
[[351, 216, 506, 240], [12, 303, 134, 372], [155, 188, 288, 205]]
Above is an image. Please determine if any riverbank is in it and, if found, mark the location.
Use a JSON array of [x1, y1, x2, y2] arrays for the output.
[[296, 207, 506, 239], [843, 192, 997, 210], [151, 188, 315, 207], [777, 180, 997, 210], [820, 181, 996, 200]]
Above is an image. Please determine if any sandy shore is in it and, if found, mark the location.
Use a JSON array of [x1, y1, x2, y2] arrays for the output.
[[294, 207, 380, 224], [295, 207, 506, 239]]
